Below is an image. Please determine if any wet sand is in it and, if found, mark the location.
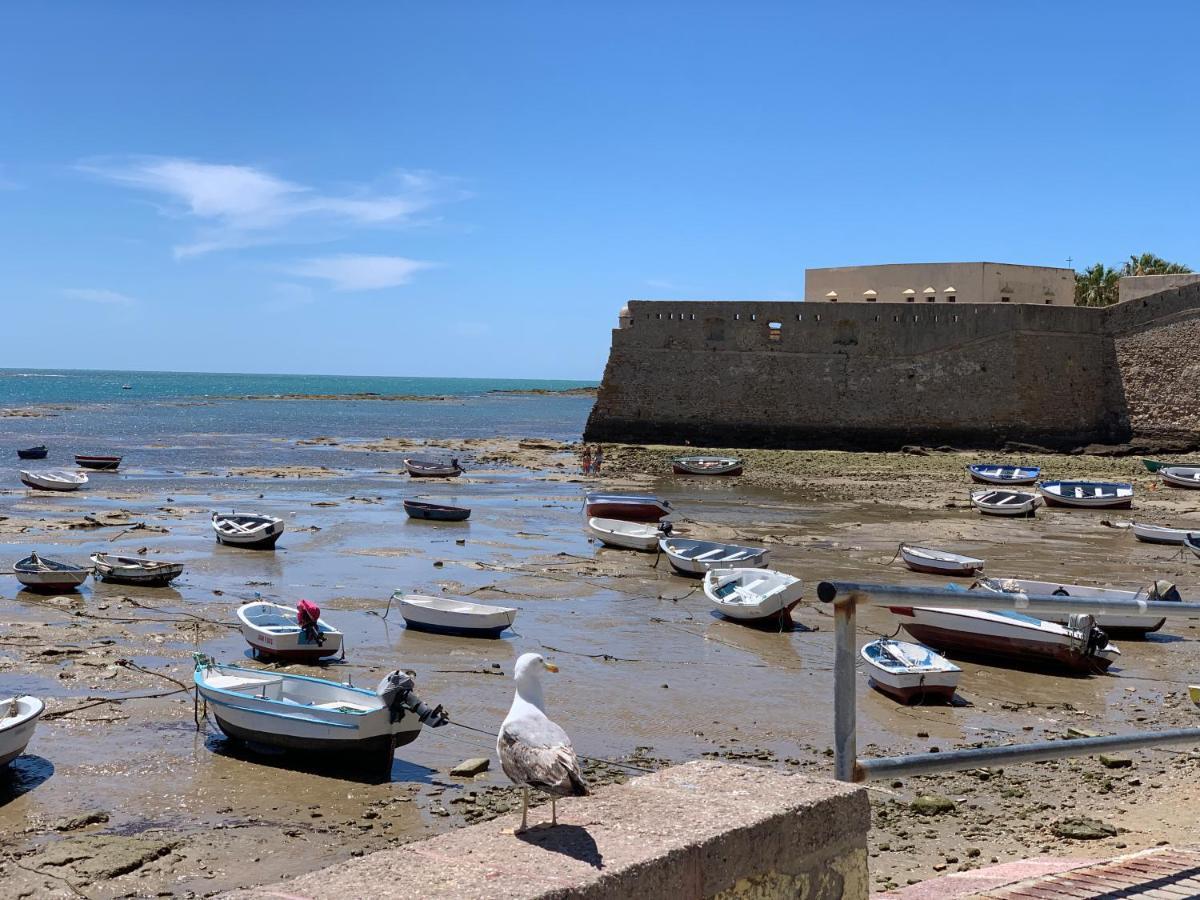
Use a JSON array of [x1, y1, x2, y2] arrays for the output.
[[3, 439, 1200, 896]]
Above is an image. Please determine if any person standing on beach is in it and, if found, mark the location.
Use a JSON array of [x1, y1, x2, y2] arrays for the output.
[[580, 445, 593, 475], [592, 445, 604, 475]]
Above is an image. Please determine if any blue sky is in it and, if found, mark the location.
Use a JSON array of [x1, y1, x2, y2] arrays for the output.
[[2, 3, 1197, 379]]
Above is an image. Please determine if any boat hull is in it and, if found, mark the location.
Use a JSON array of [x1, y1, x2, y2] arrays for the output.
[[94, 570, 182, 587], [216, 531, 283, 549], [75, 456, 121, 471], [0, 698, 44, 767], [585, 502, 668, 522], [1131, 522, 1192, 545], [1161, 467, 1200, 489], [403, 502, 470, 521], [1039, 482, 1134, 509], [1042, 495, 1132, 509], [968, 465, 1040, 486], [244, 639, 341, 661], [970, 490, 1038, 516], [585, 517, 661, 551], [19, 475, 85, 492], [400, 617, 511, 638], [17, 448, 47, 460], [899, 621, 1113, 674], [211, 716, 407, 755], [867, 678, 959, 704], [900, 547, 983, 576], [15, 577, 88, 593], [672, 458, 743, 476]]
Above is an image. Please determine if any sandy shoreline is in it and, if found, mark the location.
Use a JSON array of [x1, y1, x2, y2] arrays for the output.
[[3, 435, 1200, 896]]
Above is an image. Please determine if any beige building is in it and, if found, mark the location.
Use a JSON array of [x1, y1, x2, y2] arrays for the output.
[[805, 262, 1074, 305]]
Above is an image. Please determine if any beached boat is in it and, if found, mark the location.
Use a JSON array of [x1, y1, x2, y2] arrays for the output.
[[16, 445, 47, 460], [237, 601, 343, 661], [13, 552, 90, 593], [890, 604, 1120, 673], [1161, 466, 1200, 489], [671, 456, 744, 476], [967, 464, 1040, 486], [1039, 481, 1133, 509], [0, 696, 45, 767], [702, 567, 802, 624], [970, 489, 1038, 517], [393, 592, 518, 637], [1131, 521, 1196, 545], [90, 553, 184, 587], [585, 517, 669, 551], [1185, 534, 1200, 561], [404, 457, 464, 478], [584, 493, 671, 522], [19, 469, 87, 492], [1143, 458, 1165, 473], [659, 537, 769, 576], [194, 656, 447, 772], [211, 512, 285, 549], [860, 639, 962, 703], [75, 454, 121, 471], [402, 499, 470, 521], [973, 576, 1177, 635], [899, 543, 984, 577]]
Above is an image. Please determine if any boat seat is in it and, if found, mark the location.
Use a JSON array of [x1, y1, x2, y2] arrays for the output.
[[206, 674, 285, 697], [260, 625, 298, 634], [693, 548, 725, 561]]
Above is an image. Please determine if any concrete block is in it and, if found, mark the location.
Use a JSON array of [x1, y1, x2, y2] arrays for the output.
[[225, 761, 869, 900]]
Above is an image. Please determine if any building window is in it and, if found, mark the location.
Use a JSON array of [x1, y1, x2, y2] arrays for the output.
[[906, 296, 915, 303], [926, 296, 935, 302], [947, 296, 956, 303], [1001, 297, 1011, 303]]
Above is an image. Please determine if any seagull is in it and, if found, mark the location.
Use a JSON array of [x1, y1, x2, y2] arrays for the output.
[[497, 652, 588, 832]]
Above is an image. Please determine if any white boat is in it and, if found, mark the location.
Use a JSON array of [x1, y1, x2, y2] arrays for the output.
[[1039, 480, 1133, 509], [899, 543, 984, 576], [585, 517, 669, 551], [393, 592, 518, 637], [1131, 521, 1196, 545], [890, 604, 1120, 673], [237, 601, 344, 661], [13, 552, 90, 592], [194, 656, 447, 774], [672, 456, 743, 476], [702, 567, 802, 624], [659, 537, 769, 576], [90, 553, 184, 587], [19, 469, 87, 492], [860, 639, 961, 703], [1161, 467, 1200, 489], [212, 512, 285, 549], [973, 577, 1177, 635], [970, 489, 1038, 517], [967, 464, 1040, 485], [0, 696, 44, 766], [1184, 534, 1200, 561], [404, 457, 464, 478]]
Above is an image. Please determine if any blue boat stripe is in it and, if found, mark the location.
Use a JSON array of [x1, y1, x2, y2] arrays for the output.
[[197, 664, 378, 698], [200, 693, 362, 730]]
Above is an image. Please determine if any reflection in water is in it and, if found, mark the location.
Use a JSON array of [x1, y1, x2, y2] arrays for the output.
[[0, 755, 54, 807], [202, 733, 438, 786]]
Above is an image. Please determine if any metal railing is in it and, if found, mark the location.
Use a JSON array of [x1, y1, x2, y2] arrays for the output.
[[817, 580, 1200, 783]]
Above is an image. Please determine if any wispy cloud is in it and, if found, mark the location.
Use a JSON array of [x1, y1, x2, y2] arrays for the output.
[[78, 156, 463, 258], [286, 254, 434, 292], [62, 288, 137, 306]]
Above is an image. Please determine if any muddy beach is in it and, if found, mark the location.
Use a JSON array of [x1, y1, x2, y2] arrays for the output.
[[3, 435, 1200, 897]]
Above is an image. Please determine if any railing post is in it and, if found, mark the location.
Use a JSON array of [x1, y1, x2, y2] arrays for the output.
[[833, 595, 857, 782]]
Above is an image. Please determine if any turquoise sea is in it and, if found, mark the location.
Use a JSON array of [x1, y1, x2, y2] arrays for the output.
[[1, 368, 597, 472]]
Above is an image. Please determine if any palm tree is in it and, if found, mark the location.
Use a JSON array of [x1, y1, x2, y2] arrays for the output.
[[1121, 253, 1192, 277], [1074, 263, 1120, 307]]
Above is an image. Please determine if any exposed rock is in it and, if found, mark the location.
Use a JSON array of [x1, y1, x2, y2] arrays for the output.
[[1052, 817, 1118, 840], [54, 810, 110, 832], [1099, 754, 1133, 769], [37, 835, 178, 878], [911, 795, 956, 815], [449, 758, 490, 777]]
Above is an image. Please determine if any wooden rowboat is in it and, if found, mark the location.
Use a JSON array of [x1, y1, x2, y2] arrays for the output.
[[1161, 467, 1200, 489], [0, 696, 45, 767], [702, 567, 802, 624], [899, 544, 984, 577], [1130, 522, 1195, 545], [403, 499, 471, 521], [212, 512, 285, 549], [585, 517, 669, 551], [659, 537, 768, 577], [671, 456, 743, 476], [860, 639, 961, 704], [393, 592, 518, 637], [13, 552, 90, 593], [404, 458, 464, 478], [967, 464, 1040, 485], [90, 553, 184, 587], [584, 493, 671, 522], [1039, 481, 1133, 509], [16, 446, 47, 460], [20, 469, 87, 492], [237, 601, 343, 661], [75, 454, 122, 471], [970, 489, 1038, 517]]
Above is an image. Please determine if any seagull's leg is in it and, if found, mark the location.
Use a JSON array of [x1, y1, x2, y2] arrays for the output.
[[551, 798, 557, 826], [519, 787, 529, 832]]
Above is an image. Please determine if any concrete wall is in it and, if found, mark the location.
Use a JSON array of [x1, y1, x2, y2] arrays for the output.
[[585, 284, 1200, 451], [226, 762, 870, 900], [1119, 273, 1200, 304], [805, 262, 1074, 305]]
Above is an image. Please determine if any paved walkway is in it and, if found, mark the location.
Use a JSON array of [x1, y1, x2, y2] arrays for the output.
[[877, 847, 1200, 899]]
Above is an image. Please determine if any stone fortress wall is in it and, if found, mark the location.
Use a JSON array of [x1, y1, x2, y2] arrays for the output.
[[584, 282, 1200, 450]]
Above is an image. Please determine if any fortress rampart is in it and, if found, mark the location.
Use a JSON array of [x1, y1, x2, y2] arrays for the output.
[[584, 283, 1200, 451]]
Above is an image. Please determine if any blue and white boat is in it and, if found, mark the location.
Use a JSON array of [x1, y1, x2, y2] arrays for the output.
[[194, 656, 447, 771], [860, 640, 961, 703], [1039, 480, 1133, 509], [967, 464, 1041, 485]]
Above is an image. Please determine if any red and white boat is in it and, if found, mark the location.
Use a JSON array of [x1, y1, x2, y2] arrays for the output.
[[237, 600, 343, 662], [584, 493, 671, 522], [860, 639, 961, 703], [890, 604, 1120, 674], [899, 544, 984, 576]]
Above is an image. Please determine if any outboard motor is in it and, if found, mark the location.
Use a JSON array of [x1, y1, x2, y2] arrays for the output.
[[376, 670, 449, 727], [296, 599, 325, 646], [1149, 580, 1181, 604], [1068, 614, 1108, 657], [658, 521, 674, 537]]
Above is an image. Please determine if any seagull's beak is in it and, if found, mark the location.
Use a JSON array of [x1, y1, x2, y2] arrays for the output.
[[543, 661, 559, 673]]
